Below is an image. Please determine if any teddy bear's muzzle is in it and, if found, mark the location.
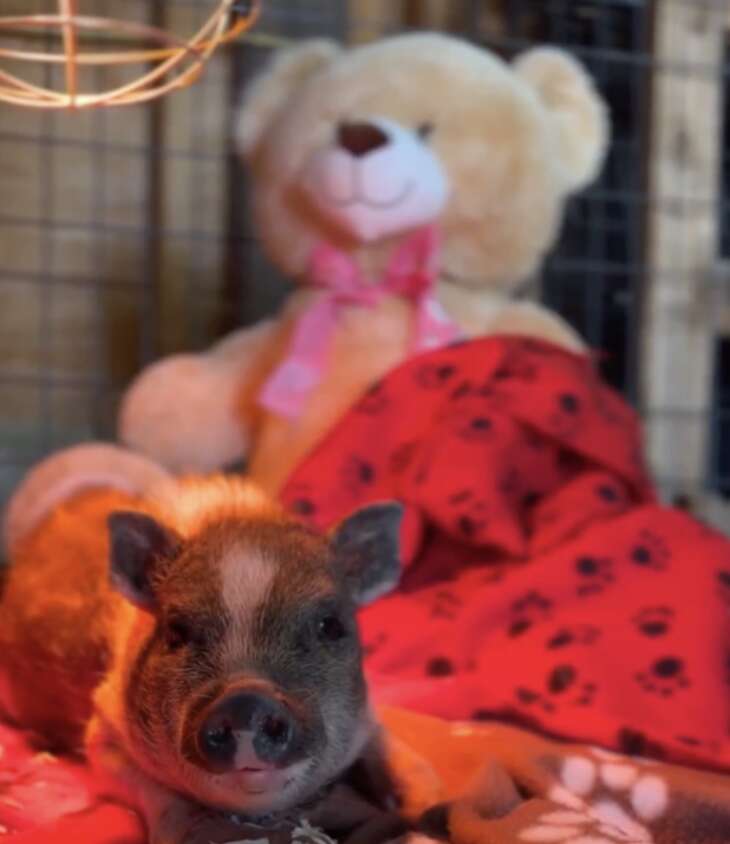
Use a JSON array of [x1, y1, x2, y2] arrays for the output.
[[301, 115, 450, 243]]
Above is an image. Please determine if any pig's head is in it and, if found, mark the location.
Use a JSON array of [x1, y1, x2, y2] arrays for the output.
[[105, 491, 403, 816]]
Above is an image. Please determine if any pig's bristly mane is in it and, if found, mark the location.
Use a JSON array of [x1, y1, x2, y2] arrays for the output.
[[149, 474, 275, 538]]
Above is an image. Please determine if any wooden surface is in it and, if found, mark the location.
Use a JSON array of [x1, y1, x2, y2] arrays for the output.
[[641, 0, 725, 503]]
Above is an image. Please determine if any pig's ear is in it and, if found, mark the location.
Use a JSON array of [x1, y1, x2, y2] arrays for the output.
[[331, 502, 404, 606], [107, 511, 180, 611]]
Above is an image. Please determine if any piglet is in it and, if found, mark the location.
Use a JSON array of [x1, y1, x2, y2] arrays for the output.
[[0, 465, 405, 844]]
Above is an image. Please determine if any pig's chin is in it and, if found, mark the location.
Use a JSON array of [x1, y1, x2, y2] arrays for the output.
[[190, 758, 316, 815]]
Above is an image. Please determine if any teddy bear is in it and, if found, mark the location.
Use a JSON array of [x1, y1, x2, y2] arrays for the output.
[[118, 31, 609, 495]]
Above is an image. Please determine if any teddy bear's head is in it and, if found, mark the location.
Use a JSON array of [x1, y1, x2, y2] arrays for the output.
[[236, 32, 608, 293]]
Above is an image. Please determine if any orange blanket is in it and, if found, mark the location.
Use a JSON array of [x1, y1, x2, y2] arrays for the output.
[[378, 706, 730, 843]]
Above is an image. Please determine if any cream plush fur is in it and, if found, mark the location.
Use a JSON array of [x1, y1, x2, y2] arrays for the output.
[[118, 32, 609, 495]]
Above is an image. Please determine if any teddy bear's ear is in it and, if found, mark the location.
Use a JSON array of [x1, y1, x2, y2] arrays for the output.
[[513, 47, 609, 193], [235, 39, 341, 159]]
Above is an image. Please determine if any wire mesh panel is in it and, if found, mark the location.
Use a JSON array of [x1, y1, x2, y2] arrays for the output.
[[461, 0, 651, 400], [0, 3, 156, 503], [0, 0, 728, 527], [0, 0, 345, 510], [710, 38, 730, 502]]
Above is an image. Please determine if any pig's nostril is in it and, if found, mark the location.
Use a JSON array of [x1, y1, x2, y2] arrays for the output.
[[260, 713, 289, 744], [205, 723, 233, 750], [252, 706, 295, 765], [198, 718, 237, 766]]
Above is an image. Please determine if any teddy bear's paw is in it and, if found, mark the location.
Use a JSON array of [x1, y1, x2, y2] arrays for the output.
[[119, 354, 250, 473]]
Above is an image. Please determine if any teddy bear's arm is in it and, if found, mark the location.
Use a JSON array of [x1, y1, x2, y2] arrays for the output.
[[118, 320, 281, 474]]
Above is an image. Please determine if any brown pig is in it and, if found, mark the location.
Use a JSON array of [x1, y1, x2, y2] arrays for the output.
[[0, 445, 405, 843]]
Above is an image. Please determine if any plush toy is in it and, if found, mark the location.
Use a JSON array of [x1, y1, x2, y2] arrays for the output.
[[118, 32, 609, 494]]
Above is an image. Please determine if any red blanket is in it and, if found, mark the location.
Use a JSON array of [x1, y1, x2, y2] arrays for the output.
[[281, 336, 730, 773], [2, 336, 730, 843], [0, 721, 142, 841]]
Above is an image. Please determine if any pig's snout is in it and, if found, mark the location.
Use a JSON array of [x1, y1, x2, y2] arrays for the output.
[[195, 686, 298, 773]]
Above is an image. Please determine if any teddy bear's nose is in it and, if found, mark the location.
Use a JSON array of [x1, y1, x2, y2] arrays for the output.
[[337, 122, 389, 157]]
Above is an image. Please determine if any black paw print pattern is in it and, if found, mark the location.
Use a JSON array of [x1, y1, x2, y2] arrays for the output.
[[447, 488, 489, 540], [425, 656, 454, 677], [545, 625, 602, 650], [457, 414, 496, 441], [415, 362, 457, 389], [574, 555, 615, 597], [632, 606, 674, 638], [594, 481, 626, 506], [430, 590, 463, 620], [629, 530, 671, 571], [339, 455, 376, 492], [635, 656, 691, 697], [515, 664, 597, 713], [286, 484, 317, 520], [355, 380, 389, 414], [616, 728, 666, 759], [507, 591, 553, 637], [547, 391, 583, 437], [289, 497, 317, 517]]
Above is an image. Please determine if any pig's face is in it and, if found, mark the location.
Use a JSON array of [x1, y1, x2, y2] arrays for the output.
[[107, 501, 403, 816]]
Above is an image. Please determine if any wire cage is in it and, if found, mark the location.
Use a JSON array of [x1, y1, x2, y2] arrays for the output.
[[0, 0, 728, 529]]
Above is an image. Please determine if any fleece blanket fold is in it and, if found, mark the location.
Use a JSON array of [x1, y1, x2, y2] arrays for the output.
[[2, 708, 730, 843], [281, 336, 730, 773]]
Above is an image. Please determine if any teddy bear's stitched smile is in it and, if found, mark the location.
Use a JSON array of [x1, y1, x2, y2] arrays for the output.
[[325, 170, 415, 209]]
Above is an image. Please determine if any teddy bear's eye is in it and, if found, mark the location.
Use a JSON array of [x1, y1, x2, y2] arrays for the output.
[[417, 123, 434, 141]]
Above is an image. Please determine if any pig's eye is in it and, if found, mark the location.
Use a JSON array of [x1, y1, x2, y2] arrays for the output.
[[417, 122, 434, 141], [317, 614, 347, 643], [164, 619, 193, 651]]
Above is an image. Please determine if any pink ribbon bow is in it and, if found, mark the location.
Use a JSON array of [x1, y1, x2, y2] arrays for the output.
[[258, 225, 461, 418]]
